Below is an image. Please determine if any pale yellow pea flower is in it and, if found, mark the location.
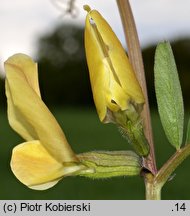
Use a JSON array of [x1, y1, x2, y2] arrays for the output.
[[84, 5, 145, 123], [5, 54, 86, 190]]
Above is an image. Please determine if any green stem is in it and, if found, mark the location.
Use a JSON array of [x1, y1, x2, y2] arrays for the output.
[[145, 143, 190, 199], [145, 173, 161, 200], [116, 0, 157, 175], [155, 143, 190, 187], [116, 0, 190, 200]]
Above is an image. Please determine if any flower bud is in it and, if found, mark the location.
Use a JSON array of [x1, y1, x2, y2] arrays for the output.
[[84, 5, 144, 123], [84, 6, 149, 157]]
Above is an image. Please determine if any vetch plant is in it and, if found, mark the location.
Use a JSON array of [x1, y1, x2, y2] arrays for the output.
[[4, 1, 190, 199]]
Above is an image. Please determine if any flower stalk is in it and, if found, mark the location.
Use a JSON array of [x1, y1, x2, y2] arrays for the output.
[[116, 0, 157, 175]]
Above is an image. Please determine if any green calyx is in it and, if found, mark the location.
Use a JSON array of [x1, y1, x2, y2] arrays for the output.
[[77, 150, 142, 179], [113, 105, 150, 157]]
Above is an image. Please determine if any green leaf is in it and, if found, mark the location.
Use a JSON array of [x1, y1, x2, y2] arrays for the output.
[[185, 117, 190, 145], [154, 42, 184, 149]]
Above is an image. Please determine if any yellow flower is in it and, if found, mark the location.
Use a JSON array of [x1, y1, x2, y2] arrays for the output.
[[84, 5, 144, 123], [5, 54, 86, 190]]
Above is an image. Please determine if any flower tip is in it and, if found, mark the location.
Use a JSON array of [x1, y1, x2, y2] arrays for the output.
[[83, 5, 91, 13], [4, 53, 34, 66]]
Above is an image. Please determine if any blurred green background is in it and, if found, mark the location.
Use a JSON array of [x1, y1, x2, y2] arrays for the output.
[[0, 23, 190, 200]]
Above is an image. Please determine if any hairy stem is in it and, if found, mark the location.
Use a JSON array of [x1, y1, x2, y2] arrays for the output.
[[155, 143, 190, 187], [116, 0, 157, 174]]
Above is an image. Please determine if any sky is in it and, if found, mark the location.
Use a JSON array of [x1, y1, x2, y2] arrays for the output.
[[1, 0, 190, 74]]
